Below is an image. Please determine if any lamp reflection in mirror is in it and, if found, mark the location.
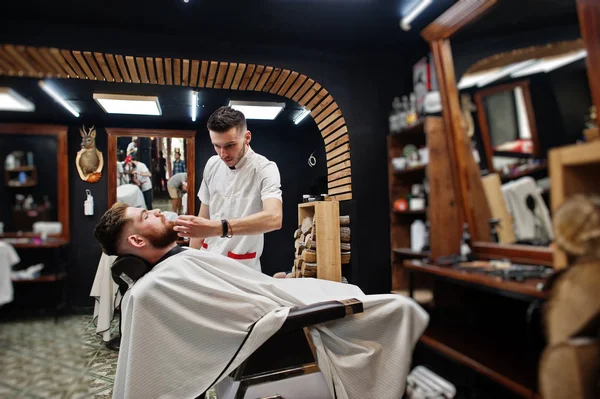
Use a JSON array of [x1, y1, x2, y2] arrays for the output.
[[0, 87, 35, 112]]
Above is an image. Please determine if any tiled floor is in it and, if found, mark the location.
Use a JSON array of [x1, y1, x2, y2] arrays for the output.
[[0, 315, 216, 398]]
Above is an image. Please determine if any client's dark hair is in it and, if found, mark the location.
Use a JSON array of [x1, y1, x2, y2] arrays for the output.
[[207, 106, 247, 134], [94, 202, 132, 255]]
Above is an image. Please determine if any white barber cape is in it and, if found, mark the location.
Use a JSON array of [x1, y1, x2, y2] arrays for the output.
[[114, 249, 429, 399]]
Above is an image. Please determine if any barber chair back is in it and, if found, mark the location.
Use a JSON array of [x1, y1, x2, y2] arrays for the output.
[[215, 299, 363, 399]]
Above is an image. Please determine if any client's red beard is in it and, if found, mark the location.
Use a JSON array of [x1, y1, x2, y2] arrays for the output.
[[144, 219, 179, 249]]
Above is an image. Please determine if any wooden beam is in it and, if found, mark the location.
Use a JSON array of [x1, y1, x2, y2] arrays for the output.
[[94, 53, 114, 82], [285, 73, 306, 98], [48, 48, 76, 78], [263, 67, 281, 92], [239, 64, 255, 90], [577, 0, 600, 113], [278, 71, 299, 96], [0, 49, 18, 75], [223, 62, 237, 89], [136, 57, 149, 84], [155, 58, 165, 85], [25, 47, 53, 76], [328, 167, 352, 182], [189, 60, 199, 87], [292, 78, 314, 102], [126, 56, 140, 83], [255, 66, 272, 91], [330, 192, 352, 201], [247, 64, 264, 90], [328, 176, 352, 189], [165, 58, 173, 85], [321, 118, 346, 139], [72, 51, 95, 80], [206, 61, 218, 88], [270, 69, 290, 94], [326, 143, 350, 161], [314, 102, 338, 124], [318, 109, 343, 130], [306, 88, 329, 111], [299, 82, 321, 106], [146, 57, 157, 84], [326, 151, 351, 168], [61, 50, 86, 79], [329, 160, 351, 174], [198, 60, 208, 87], [173, 58, 181, 85], [329, 184, 352, 196], [214, 61, 228, 88], [3, 44, 36, 76], [231, 63, 246, 90], [421, 0, 498, 41], [83, 51, 104, 80], [39, 47, 67, 77], [181, 59, 190, 86], [115, 55, 131, 82], [324, 126, 348, 146], [325, 134, 349, 153]]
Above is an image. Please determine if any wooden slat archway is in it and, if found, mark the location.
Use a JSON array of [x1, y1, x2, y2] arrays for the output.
[[0, 44, 353, 201]]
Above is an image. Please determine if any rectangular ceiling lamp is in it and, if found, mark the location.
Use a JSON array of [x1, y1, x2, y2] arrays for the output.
[[458, 69, 503, 90], [0, 87, 35, 112], [93, 93, 162, 116], [475, 60, 537, 88], [229, 100, 285, 120], [510, 50, 588, 78]]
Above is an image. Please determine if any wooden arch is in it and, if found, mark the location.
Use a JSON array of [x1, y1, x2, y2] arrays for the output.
[[0, 44, 353, 201]]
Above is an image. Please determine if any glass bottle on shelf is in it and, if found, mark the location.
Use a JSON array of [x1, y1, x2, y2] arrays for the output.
[[407, 93, 418, 126]]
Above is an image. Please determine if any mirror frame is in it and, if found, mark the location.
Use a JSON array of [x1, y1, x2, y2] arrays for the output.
[[0, 123, 70, 241], [106, 128, 196, 215], [474, 79, 541, 173], [421, 0, 600, 264]]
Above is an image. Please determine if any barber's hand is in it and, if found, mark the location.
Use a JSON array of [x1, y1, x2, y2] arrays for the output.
[[173, 215, 220, 239]]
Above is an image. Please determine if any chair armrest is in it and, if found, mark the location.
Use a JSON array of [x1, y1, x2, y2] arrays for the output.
[[279, 298, 363, 333]]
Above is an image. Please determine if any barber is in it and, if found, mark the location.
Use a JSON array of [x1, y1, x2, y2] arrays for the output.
[[174, 106, 282, 272]]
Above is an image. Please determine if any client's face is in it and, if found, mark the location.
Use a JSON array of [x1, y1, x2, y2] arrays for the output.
[[126, 207, 179, 248]]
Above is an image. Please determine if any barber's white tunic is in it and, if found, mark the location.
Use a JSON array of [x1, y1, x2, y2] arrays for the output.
[[198, 147, 282, 272]]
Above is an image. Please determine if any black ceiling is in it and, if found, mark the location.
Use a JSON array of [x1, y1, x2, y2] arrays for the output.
[[454, 0, 579, 42], [0, 0, 457, 56]]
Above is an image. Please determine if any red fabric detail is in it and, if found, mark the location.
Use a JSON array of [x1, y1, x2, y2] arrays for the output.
[[202, 242, 208, 249], [227, 251, 257, 260]]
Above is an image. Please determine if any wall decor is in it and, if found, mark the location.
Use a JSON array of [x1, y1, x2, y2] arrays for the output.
[[75, 125, 103, 183]]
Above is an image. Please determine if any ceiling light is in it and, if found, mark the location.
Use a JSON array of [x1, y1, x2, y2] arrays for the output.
[[229, 100, 285, 120], [400, 0, 432, 31], [294, 108, 310, 125], [0, 88, 35, 112], [93, 93, 162, 116], [458, 70, 503, 90], [191, 91, 197, 122], [510, 50, 588, 78], [38, 81, 79, 117], [475, 60, 537, 87]]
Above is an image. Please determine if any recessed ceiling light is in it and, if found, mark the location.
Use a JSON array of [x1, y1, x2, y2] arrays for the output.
[[38, 81, 79, 117], [191, 91, 197, 122], [93, 93, 162, 116], [475, 60, 537, 87], [0, 87, 35, 112], [400, 0, 432, 31], [510, 50, 588, 78], [229, 100, 285, 120]]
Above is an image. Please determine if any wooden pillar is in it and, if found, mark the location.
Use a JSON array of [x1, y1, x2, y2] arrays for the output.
[[430, 39, 492, 242], [577, 0, 600, 113]]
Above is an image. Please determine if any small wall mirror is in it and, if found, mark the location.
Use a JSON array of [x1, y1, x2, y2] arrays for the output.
[[107, 128, 196, 217]]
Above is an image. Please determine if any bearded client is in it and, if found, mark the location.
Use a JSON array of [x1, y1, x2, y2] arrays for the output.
[[94, 203, 429, 399]]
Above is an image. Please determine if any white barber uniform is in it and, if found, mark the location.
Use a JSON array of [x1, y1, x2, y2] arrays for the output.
[[0, 241, 20, 306], [198, 147, 282, 272]]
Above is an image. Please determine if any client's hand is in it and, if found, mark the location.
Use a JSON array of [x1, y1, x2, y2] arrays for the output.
[[173, 215, 220, 239]]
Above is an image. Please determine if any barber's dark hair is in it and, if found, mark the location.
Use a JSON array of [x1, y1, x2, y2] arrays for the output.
[[94, 202, 132, 255], [207, 106, 247, 134]]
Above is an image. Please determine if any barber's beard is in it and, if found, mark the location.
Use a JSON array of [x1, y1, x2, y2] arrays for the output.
[[234, 143, 247, 164], [145, 220, 179, 249]]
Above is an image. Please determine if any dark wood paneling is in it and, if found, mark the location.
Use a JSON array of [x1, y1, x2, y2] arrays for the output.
[[577, 0, 600, 113], [421, 0, 498, 41]]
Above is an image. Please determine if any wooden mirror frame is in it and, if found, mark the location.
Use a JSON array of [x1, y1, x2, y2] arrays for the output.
[[106, 128, 196, 215], [474, 79, 541, 173], [0, 123, 69, 241], [421, 0, 600, 264]]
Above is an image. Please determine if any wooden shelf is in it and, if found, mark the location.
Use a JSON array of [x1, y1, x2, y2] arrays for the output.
[[393, 209, 427, 216], [393, 248, 430, 259], [12, 272, 67, 283], [421, 319, 541, 398], [393, 164, 427, 176], [500, 161, 547, 182], [1, 237, 69, 249], [6, 181, 37, 188], [5, 166, 36, 172], [389, 120, 425, 137]]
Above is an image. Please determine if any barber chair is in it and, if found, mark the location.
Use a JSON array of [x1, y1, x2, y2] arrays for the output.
[[110, 255, 364, 399], [214, 298, 363, 399]]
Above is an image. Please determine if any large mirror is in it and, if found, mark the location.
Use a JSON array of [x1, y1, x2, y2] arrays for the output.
[[0, 124, 69, 240], [452, 0, 592, 248], [107, 128, 196, 218]]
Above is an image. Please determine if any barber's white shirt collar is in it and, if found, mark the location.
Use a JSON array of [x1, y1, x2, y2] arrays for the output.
[[231, 145, 254, 170]]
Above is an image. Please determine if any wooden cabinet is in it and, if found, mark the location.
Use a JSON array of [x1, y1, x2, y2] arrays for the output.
[[296, 201, 341, 282]]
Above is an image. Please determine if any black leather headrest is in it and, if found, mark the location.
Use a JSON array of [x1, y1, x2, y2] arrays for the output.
[[111, 255, 153, 291]]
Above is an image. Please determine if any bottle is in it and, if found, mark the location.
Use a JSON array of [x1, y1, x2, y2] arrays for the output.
[[401, 96, 409, 127], [411, 220, 426, 252], [407, 93, 418, 126], [460, 223, 472, 259], [421, 221, 431, 252], [27, 152, 34, 166]]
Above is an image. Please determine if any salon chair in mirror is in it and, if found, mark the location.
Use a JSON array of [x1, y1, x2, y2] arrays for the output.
[[457, 38, 593, 247], [115, 136, 190, 220]]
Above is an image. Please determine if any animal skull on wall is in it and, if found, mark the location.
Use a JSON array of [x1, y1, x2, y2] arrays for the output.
[[76, 125, 104, 183]]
